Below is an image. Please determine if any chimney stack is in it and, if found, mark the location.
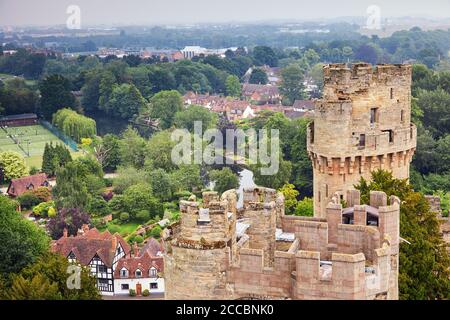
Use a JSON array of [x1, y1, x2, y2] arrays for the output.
[[82, 224, 89, 234], [63, 228, 68, 238]]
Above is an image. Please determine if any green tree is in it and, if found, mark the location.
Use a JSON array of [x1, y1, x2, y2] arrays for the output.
[[253, 46, 278, 67], [279, 64, 307, 105], [7, 252, 100, 300], [113, 166, 148, 194], [355, 170, 450, 300], [52, 108, 96, 143], [148, 90, 183, 129], [39, 75, 76, 120], [249, 68, 268, 85], [416, 88, 450, 138], [0, 196, 49, 278], [278, 183, 299, 215], [170, 164, 203, 192], [107, 83, 146, 119], [119, 127, 147, 169], [52, 161, 90, 210], [174, 104, 218, 133], [209, 167, 239, 194], [294, 197, 314, 217], [0, 151, 28, 181], [145, 130, 178, 172], [252, 158, 292, 190], [149, 169, 172, 201], [225, 75, 241, 97]]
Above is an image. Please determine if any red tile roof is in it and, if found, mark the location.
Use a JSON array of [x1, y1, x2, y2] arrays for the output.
[[7, 173, 49, 197], [114, 238, 164, 279], [51, 227, 131, 268]]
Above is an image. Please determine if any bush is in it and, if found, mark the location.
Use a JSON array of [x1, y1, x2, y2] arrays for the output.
[[119, 212, 130, 222], [142, 289, 150, 296], [17, 192, 41, 209], [136, 210, 150, 222], [129, 289, 136, 297], [295, 197, 313, 217], [149, 225, 162, 239], [173, 190, 192, 200], [33, 201, 57, 218], [29, 166, 40, 175], [134, 235, 144, 244], [107, 223, 120, 234], [33, 187, 52, 202]]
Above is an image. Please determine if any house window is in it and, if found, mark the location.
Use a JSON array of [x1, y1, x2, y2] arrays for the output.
[[98, 265, 107, 273], [150, 283, 158, 289], [370, 108, 378, 125], [116, 247, 122, 255], [121, 284, 129, 290], [120, 268, 129, 278], [390, 88, 394, 99], [135, 269, 142, 278], [359, 134, 366, 147], [149, 268, 157, 278], [26, 183, 34, 190]]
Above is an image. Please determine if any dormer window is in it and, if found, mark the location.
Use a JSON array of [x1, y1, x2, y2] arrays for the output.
[[135, 269, 142, 278], [26, 183, 34, 190], [120, 268, 129, 278], [149, 267, 157, 278]]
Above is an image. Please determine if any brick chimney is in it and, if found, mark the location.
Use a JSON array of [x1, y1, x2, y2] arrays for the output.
[[133, 242, 139, 258], [63, 228, 68, 238]]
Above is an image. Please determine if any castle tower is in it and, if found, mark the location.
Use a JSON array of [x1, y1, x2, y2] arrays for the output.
[[307, 63, 417, 218], [163, 190, 237, 300]]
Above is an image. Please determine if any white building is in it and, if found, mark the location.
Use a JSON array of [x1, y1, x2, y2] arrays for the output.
[[113, 240, 165, 295]]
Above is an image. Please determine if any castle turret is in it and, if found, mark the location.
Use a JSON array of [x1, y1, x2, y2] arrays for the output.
[[307, 63, 416, 218], [163, 190, 237, 300]]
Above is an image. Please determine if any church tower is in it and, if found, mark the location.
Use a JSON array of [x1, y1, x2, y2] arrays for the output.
[[307, 63, 417, 218]]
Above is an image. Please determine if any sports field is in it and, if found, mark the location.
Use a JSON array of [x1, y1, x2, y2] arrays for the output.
[[0, 125, 80, 169]]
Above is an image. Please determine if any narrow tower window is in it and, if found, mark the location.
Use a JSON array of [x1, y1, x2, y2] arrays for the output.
[[359, 134, 366, 147], [401, 110, 404, 122], [370, 108, 378, 125], [390, 88, 394, 99]]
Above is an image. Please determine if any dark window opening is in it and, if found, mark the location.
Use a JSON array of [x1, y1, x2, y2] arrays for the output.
[[121, 284, 129, 290], [98, 265, 107, 273], [359, 134, 366, 147], [370, 108, 378, 125], [390, 88, 394, 99], [325, 184, 328, 197], [150, 283, 158, 289], [382, 130, 394, 143], [401, 110, 404, 122], [310, 122, 314, 144]]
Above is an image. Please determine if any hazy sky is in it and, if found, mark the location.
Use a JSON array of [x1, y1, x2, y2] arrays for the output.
[[1, 0, 450, 26]]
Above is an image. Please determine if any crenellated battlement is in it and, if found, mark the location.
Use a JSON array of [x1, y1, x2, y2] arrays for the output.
[[323, 63, 412, 96]]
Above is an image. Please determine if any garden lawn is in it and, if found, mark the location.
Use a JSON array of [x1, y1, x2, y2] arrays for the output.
[[105, 221, 141, 237]]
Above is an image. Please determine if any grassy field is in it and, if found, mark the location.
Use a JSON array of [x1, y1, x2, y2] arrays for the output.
[[0, 125, 81, 169]]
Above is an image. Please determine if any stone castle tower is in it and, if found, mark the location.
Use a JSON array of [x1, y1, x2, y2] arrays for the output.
[[163, 191, 238, 299], [307, 63, 417, 218]]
